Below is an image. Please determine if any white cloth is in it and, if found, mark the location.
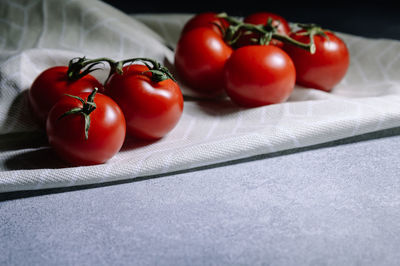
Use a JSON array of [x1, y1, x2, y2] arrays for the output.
[[1, 0, 399, 193]]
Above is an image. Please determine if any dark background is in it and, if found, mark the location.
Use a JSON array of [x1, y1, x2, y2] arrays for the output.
[[102, 0, 400, 40]]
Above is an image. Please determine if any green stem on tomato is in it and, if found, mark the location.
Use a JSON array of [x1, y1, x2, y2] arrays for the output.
[[58, 88, 98, 140], [67, 56, 175, 84], [293, 23, 329, 52], [217, 12, 317, 54], [67, 57, 112, 81]]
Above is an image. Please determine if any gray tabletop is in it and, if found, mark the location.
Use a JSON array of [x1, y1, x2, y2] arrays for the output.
[[1, 127, 400, 265]]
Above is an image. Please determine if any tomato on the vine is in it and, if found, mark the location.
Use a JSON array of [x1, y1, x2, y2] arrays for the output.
[[46, 89, 126, 166], [181, 12, 229, 37], [223, 45, 296, 107], [283, 28, 350, 92], [244, 12, 291, 36], [105, 63, 183, 140], [237, 12, 291, 47], [175, 27, 233, 95], [29, 66, 103, 126]]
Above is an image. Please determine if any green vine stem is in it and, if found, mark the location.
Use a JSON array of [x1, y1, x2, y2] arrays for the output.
[[119, 57, 176, 83], [217, 12, 316, 54], [58, 88, 98, 140], [292, 23, 329, 52], [67, 57, 175, 84]]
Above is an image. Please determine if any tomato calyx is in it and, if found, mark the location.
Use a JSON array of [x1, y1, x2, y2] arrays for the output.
[[293, 23, 329, 49], [58, 88, 98, 140], [256, 18, 280, 45], [217, 13, 316, 54], [119, 58, 176, 83]]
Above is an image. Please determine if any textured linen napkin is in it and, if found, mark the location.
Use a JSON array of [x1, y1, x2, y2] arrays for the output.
[[1, 0, 400, 193]]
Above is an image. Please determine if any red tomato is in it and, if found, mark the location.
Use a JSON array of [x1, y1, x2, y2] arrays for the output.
[[46, 90, 126, 166], [29, 66, 103, 126], [223, 45, 296, 107], [283, 30, 350, 92], [105, 64, 183, 140], [174, 27, 233, 95], [244, 12, 291, 36], [237, 12, 291, 48], [181, 12, 230, 37]]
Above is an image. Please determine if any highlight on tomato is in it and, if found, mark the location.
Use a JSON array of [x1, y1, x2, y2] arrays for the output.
[[46, 88, 126, 166]]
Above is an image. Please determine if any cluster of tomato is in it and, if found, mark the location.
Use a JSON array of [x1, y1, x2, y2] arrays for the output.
[[28, 12, 350, 166], [28, 57, 183, 166], [174, 12, 350, 107]]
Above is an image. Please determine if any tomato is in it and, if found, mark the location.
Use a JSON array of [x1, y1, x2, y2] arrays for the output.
[[283, 30, 350, 92], [105, 64, 183, 140], [175, 27, 233, 95], [244, 12, 291, 37], [29, 66, 103, 126], [46, 89, 126, 166], [223, 45, 295, 107], [237, 12, 291, 48], [181, 12, 229, 37]]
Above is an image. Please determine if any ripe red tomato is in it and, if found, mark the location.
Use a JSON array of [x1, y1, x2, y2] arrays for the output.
[[244, 12, 291, 36], [46, 90, 126, 166], [181, 12, 230, 37], [174, 27, 233, 95], [283, 30, 350, 92], [237, 12, 291, 48], [223, 45, 296, 107], [29, 66, 103, 126], [105, 64, 184, 140]]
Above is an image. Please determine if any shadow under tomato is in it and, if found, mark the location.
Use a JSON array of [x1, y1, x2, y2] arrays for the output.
[[4, 147, 70, 170], [0, 131, 48, 152], [120, 135, 159, 151], [193, 99, 244, 117]]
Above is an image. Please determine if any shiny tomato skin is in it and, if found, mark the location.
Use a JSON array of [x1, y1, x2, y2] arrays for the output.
[[105, 65, 184, 140], [223, 45, 296, 107], [283, 30, 350, 92], [175, 27, 233, 95], [237, 12, 291, 48], [181, 12, 229, 37], [46, 92, 126, 166], [29, 66, 104, 126]]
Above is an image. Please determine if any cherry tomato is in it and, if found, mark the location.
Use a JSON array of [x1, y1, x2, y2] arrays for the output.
[[46, 90, 126, 166], [283, 30, 350, 92], [175, 27, 233, 95], [181, 12, 229, 37], [237, 12, 291, 48], [29, 66, 103, 126], [223, 45, 296, 107], [244, 12, 291, 37], [105, 64, 184, 140]]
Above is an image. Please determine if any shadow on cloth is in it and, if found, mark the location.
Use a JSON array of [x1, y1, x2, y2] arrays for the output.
[[4, 147, 69, 170], [0, 131, 48, 152], [1, 126, 400, 202], [3, 134, 158, 170]]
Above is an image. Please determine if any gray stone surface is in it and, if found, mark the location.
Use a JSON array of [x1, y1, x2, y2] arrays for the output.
[[1, 128, 400, 266]]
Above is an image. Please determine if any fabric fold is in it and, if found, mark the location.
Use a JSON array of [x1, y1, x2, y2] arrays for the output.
[[1, 0, 400, 193]]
